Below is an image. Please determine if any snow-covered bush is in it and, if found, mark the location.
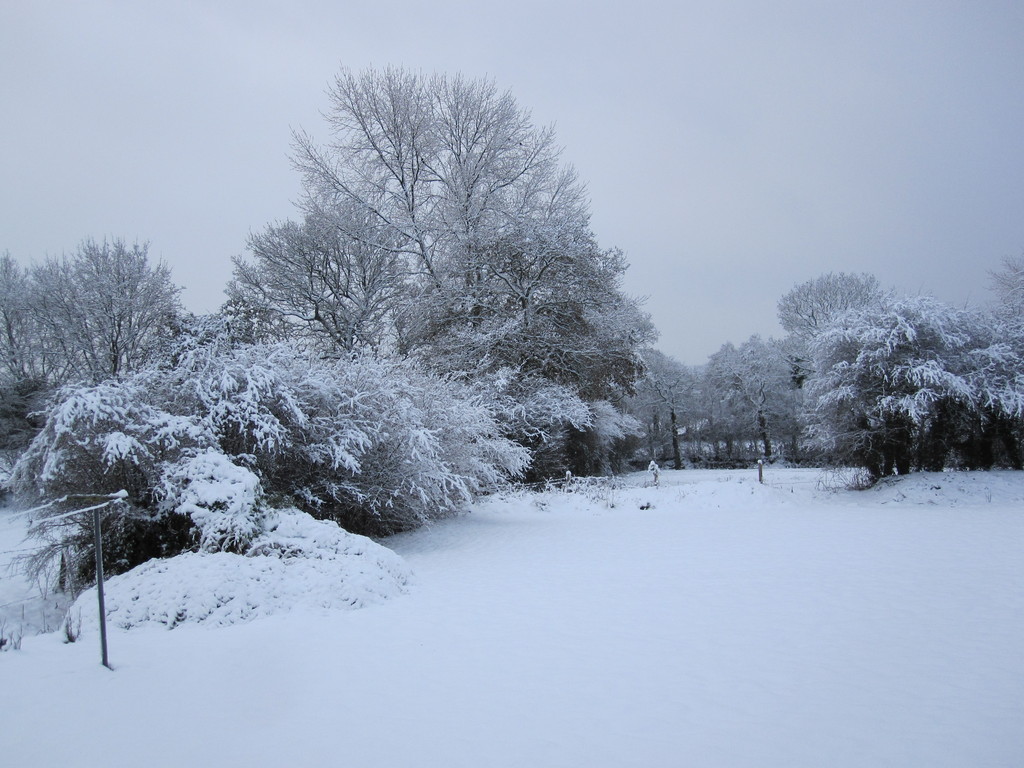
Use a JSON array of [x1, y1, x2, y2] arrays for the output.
[[12, 341, 529, 591], [311, 357, 531, 533], [475, 369, 591, 442], [806, 296, 1024, 479], [11, 376, 213, 590], [164, 341, 531, 533], [70, 509, 412, 631], [564, 399, 643, 476], [466, 369, 592, 480], [160, 450, 265, 553], [11, 376, 210, 502]]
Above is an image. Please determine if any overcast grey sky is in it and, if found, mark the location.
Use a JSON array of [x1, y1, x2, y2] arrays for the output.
[[2, 0, 1022, 363]]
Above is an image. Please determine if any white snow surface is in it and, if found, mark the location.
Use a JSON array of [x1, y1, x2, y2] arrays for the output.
[[2, 468, 1023, 767], [67, 508, 412, 632]]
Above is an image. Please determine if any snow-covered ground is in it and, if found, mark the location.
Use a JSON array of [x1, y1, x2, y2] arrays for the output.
[[2, 468, 1022, 767]]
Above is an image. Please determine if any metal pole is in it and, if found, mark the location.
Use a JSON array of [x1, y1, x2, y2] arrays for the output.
[[92, 505, 110, 669]]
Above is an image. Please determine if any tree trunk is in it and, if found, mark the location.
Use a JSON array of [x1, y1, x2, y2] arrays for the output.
[[757, 409, 772, 459], [997, 416, 1023, 470], [670, 407, 682, 470]]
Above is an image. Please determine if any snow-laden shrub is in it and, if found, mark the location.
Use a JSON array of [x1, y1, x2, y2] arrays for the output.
[[456, 365, 642, 481], [12, 341, 530, 590], [469, 369, 588, 441], [159, 342, 531, 533], [11, 375, 212, 503], [70, 509, 412, 631], [468, 368, 613, 481], [564, 400, 643, 476], [314, 356, 531, 533], [160, 450, 265, 553], [11, 376, 213, 591]]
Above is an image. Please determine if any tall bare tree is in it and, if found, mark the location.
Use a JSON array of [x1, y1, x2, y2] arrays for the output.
[[232, 205, 405, 354], [30, 238, 180, 383], [777, 272, 884, 341], [0, 253, 45, 384], [635, 349, 693, 469], [292, 68, 573, 286], [990, 254, 1024, 322], [282, 68, 653, 398]]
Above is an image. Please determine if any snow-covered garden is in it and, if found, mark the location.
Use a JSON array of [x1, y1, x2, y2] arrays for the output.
[[2, 65, 1023, 767], [3, 468, 1021, 767]]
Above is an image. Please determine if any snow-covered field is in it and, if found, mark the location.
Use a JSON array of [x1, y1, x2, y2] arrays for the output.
[[2, 468, 1022, 767]]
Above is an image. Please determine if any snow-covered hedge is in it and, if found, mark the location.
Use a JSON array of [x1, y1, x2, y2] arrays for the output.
[[12, 342, 529, 590]]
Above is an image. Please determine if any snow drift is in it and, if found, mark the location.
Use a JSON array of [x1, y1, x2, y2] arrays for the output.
[[68, 508, 411, 631]]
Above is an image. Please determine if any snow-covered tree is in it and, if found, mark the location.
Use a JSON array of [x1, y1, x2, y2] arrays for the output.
[[231, 207, 405, 354], [29, 239, 181, 384], [271, 67, 653, 476], [632, 349, 694, 469], [777, 272, 887, 396], [414, 227, 653, 400], [0, 254, 44, 384], [705, 336, 801, 462], [293, 68, 567, 287], [806, 295, 1024, 478], [777, 272, 885, 341], [990, 254, 1024, 324], [0, 255, 49, 465]]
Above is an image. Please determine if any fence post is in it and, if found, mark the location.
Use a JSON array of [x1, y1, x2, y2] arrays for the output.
[[92, 504, 110, 670], [758, 459, 764, 484]]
